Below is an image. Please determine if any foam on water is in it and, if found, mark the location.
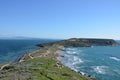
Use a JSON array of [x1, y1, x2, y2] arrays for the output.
[[61, 48, 84, 72], [72, 56, 83, 65], [109, 56, 120, 61], [93, 66, 108, 74], [60, 46, 120, 80], [66, 48, 82, 55]]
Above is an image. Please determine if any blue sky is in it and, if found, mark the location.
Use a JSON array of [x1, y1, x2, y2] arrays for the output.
[[0, 0, 120, 39]]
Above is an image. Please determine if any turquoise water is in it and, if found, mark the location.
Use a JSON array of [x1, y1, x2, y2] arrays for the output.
[[61, 45, 120, 80], [0, 39, 57, 63]]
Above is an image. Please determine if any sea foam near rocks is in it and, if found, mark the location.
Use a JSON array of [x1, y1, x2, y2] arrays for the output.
[[60, 48, 84, 72], [92, 66, 108, 74]]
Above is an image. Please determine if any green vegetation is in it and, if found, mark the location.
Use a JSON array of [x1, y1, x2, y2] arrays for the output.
[[27, 58, 93, 80], [0, 38, 101, 80], [37, 38, 119, 48], [0, 58, 94, 80]]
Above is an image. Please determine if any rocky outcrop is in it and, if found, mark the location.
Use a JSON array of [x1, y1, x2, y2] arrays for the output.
[[37, 38, 119, 48]]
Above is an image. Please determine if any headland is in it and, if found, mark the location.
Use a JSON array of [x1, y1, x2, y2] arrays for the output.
[[0, 38, 119, 80]]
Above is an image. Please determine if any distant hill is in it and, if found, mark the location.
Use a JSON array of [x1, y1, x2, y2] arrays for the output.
[[37, 38, 120, 47]]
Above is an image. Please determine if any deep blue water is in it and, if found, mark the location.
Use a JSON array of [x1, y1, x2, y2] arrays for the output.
[[61, 41, 120, 80], [0, 39, 57, 63], [1, 39, 120, 80]]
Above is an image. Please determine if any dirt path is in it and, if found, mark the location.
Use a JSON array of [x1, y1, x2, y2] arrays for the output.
[[28, 53, 34, 59], [0, 63, 10, 71]]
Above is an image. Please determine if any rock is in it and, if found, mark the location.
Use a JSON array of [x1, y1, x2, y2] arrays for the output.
[[37, 38, 119, 48]]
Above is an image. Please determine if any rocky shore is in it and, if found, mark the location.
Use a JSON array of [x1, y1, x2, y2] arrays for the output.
[[0, 38, 119, 80]]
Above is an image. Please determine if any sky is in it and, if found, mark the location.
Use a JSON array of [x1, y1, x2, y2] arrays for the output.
[[0, 0, 120, 39]]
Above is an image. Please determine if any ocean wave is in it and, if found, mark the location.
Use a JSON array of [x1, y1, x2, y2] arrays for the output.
[[93, 66, 108, 74], [109, 57, 120, 61], [65, 48, 82, 55], [60, 47, 84, 73], [66, 51, 77, 54], [61, 53, 84, 73], [62, 59, 79, 72], [63, 56, 84, 65], [80, 71, 86, 75], [66, 50, 76, 54], [61, 46, 120, 80], [72, 56, 83, 65], [66, 48, 76, 51]]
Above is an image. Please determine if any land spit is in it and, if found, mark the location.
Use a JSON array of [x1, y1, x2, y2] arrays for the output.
[[0, 38, 119, 80]]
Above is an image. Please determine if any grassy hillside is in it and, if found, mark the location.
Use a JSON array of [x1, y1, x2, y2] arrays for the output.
[[0, 58, 94, 80], [0, 39, 98, 80]]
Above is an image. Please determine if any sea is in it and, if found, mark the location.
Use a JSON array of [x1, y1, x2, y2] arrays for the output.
[[0, 39, 57, 63], [61, 41, 120, 80], [0, 39, 120, 80]]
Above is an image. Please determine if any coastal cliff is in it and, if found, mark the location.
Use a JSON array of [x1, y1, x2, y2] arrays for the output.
[[0, 38, 119, 80]]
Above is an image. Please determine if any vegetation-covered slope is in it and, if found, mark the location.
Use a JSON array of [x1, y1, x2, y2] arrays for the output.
[[0, 43, 95, 80], [1, 38, 118, 80]]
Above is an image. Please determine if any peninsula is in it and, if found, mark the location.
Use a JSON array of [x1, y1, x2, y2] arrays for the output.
[[0, 38, 119, 80], [37, 38, 119, 48]]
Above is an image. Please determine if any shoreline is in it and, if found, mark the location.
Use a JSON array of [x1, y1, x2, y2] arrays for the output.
[[18, 44, 95, 80], [55, 47, 95, 78], [17, 37, 119, 80], [1, 38, 118, 79]]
